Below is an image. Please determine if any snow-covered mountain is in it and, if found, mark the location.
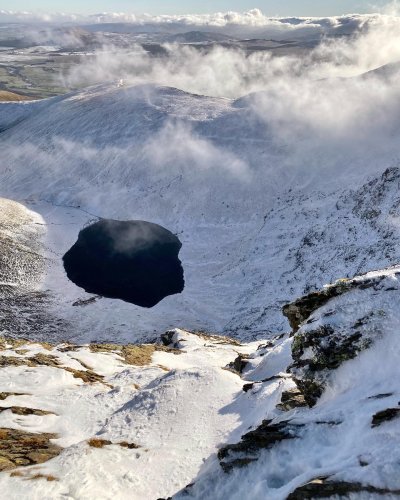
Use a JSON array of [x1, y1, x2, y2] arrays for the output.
[[2, 80, 400, 342], [2, 13, 400, 494]]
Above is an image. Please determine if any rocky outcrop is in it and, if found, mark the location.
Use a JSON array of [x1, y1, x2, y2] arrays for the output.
[[276, 387, 307, 411], [87, 438, 139, 449], [282, 280, 351, 333], [0, 407, 55, 416], [282, 271, 392, 333], [284, 268, 400, 406], [287, 478, 400, 499], [213, 265, 400, 491], [372, 408, 400, 428], [224, 354, 250, 375], [218, 419, 302, 473], [0, 428, 61, 471]]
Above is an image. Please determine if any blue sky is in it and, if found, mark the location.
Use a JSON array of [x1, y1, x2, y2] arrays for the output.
[[0, 1, 390, 16]]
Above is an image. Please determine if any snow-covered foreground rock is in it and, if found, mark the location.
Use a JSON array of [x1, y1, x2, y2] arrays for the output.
[[177, 267, 400, 499], [0, 329, 258, 499], [0, 267, 400, 498]]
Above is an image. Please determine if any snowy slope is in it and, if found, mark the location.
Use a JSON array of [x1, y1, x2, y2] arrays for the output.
[[0, 330, 258, 499], [174, 267, 400, 499], [1, 268, 400, 499], [2, 82, 400, 342]]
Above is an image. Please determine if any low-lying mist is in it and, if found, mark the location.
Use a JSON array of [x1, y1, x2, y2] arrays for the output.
[[61, 11, 400, 99], [3, 9, 400, 210]]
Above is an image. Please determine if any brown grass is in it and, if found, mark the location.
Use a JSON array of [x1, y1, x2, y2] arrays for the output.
[[0, 91, 31, 102], [28, 473, 58, 482], [88, 438, 112, 448], [10, 470, 24, 477], [88, 438, 140, 449], [0, 407, 56, 417], [157, 365, 170, 372], [119, 441, 140, 449], [89, 343, 181, 366]]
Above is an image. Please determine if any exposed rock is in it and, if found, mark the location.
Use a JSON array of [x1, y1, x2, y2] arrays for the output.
[[0, 407, 55, 416], [87, 438, 112, 448], [218, 419, 301, 473], [194, 332, 243, 346], [224, 354, 250, 375], [0, 199, 44, 299], [284, 270, 395, 407], [88, 438, 140, 449], [119, 441, 140, 449], [371, 408, 400, 428], [0, 337, 30, 350], [28, 353, 61, 367], [0, 356, 28, 367], [282, 273, 386, 333], [0, 392, 28, 400], [277, 387, 307, 411], [242, 383, 254, 393], [160, 330, 177, 347], [26, 473, 59, 482], [0, 428, 61, 470], [0, 348, 106, 385], [290, 326, 371, 407], [368, 393, 393, 400], [72, 296, 100, 307], [64, 368, 105, 385], [283, 281, 350, 333], [89, 343, 181, 366], [287, 478, 400, 499]]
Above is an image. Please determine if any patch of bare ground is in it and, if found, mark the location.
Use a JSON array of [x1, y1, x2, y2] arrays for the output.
[[0, 428, 61, 471], [0, 91, 32, 102], [287, 478, 400, 499], [10, 470, 59, 481], [64, 368, 106, 385], [0, 392, 29, 400], [0, 350, 107, 385], [195, 331, 243, 346], [0, 407, 56, 416], [89, 343, 181, 366], [88, 438, 139, 449]]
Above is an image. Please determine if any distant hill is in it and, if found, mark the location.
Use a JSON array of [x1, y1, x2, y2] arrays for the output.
[[164, 31, 234, 44], [0, 90, 31, 101]]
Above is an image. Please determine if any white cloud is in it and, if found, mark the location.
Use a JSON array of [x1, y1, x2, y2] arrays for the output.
[[0, 9, 389, 36], [4, 6, 400, 203], [61, 9, 400, 98]]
